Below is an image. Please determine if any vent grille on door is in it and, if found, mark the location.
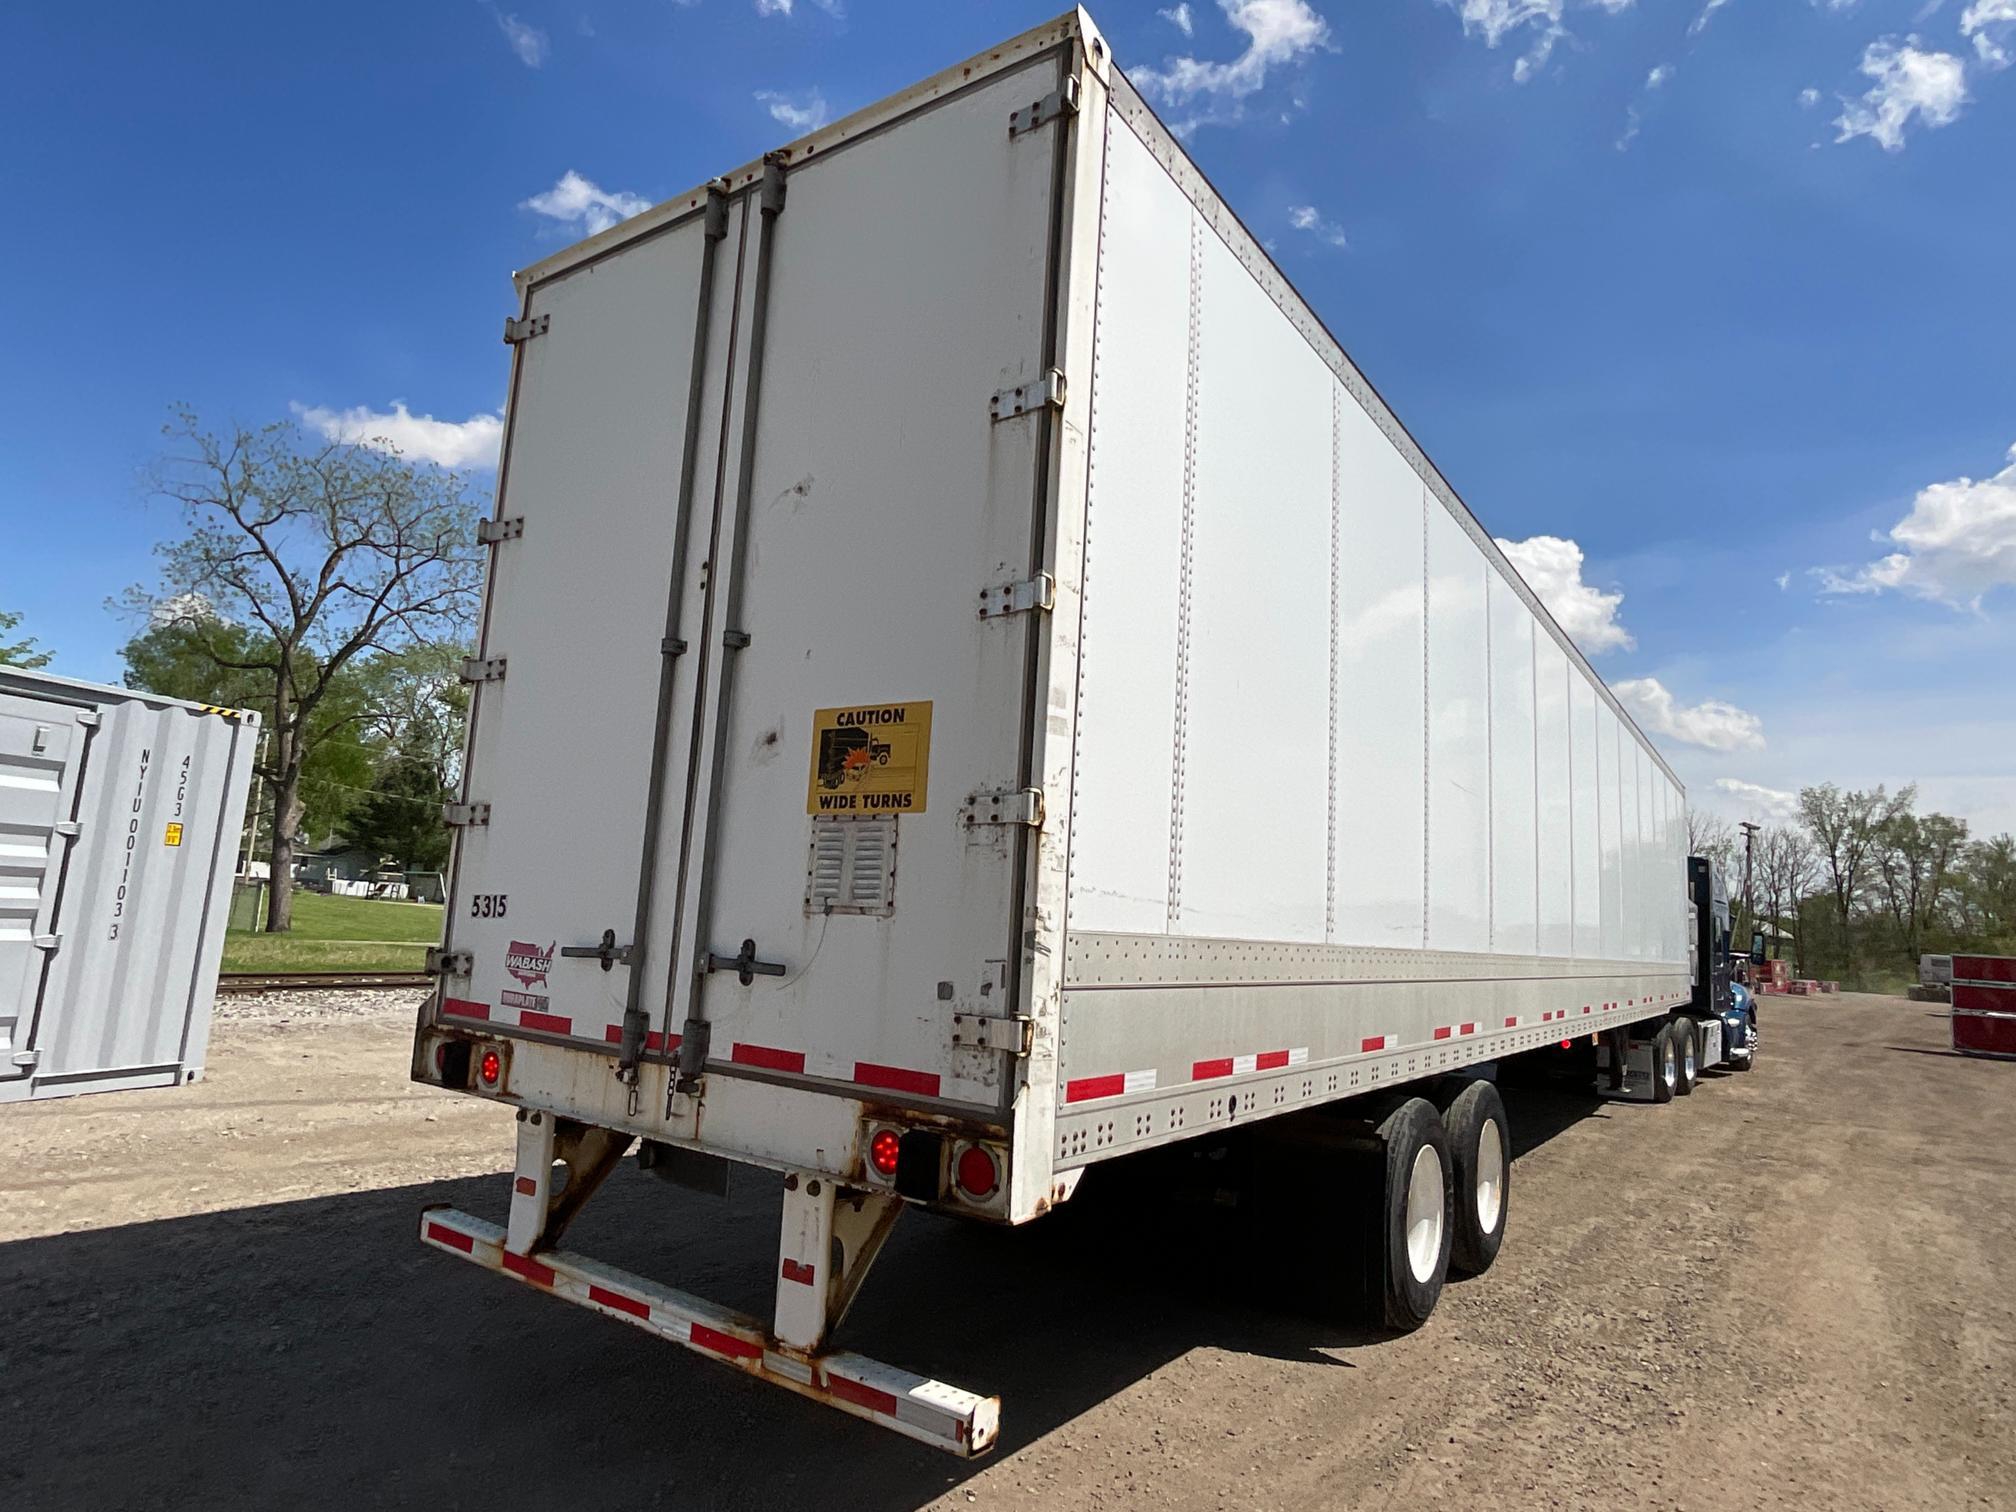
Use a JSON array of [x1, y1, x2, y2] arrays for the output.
[[804, 816, 898, 917]]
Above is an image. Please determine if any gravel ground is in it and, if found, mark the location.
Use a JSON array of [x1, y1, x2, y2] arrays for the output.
[[3, 990, 2010, 1511]]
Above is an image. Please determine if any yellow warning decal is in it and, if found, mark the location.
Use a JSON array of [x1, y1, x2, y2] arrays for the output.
[[164, 822, 184, 847], [200, 704, 241, 719], [806, 701, 932, 815]]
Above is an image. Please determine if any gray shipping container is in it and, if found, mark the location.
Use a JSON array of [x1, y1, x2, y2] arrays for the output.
[[1, 667, 258, 1102]]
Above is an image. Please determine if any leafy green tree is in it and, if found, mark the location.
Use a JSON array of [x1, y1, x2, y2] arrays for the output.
[[0, 607, 53, 669], [121, 614, 375, 847], [122, 408, 480, 929], [345, 745, 454, 872]]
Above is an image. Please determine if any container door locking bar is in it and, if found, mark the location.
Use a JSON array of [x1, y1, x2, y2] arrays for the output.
[[561, 929, 632, 972], [705, 938, 786, 987]]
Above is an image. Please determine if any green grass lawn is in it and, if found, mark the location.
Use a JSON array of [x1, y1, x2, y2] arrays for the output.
[[223, 889, 444, 973]]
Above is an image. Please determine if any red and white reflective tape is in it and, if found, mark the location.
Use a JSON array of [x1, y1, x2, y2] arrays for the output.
[[1063, 1068, 1157, 1103], [418, 1208, 997, 1455], [1190, 1047, 1308, 1080]]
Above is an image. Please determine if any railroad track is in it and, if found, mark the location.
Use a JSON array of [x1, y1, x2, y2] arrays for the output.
[[217, 969, 433, 995]]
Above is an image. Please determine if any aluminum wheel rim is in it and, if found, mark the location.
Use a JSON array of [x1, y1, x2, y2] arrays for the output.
[[1682, 1036, 1697, 1080], [1405, 1145, 1445, 1284], [1474, 1119, 1505, 1235], [1662, 1041, 1678, 1090]]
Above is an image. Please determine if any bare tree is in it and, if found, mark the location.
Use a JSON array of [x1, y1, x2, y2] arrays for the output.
[[1798, 783, 1912, 979], [1686, 809, 1738, 878], [1755, 824, 1820, 958], [132, 408, 480, 930]]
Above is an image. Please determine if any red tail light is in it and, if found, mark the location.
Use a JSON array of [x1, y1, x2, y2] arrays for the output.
[[869, 1129, 901, 1177], [479, 1049, 502, 1084], [955, 1144, 998, 1200]]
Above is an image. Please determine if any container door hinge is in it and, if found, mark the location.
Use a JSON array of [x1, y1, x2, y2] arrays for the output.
[[32, 934, 61, 952], [426, 947, 474, 977], [460, 656, 508, 684], [1008, 76, 1080, 138], [978, 572, 1055, 620], [10, 1050, 39, 1070], [53, 821, 80, 839], [503, 313, 550, 345], [959, 788, 1044, 830], [476, 516, 525, 545], [990, 369, 1065, 422], [443, 800, 491, 828], [950, 1013, 1033, 1055], [76, 711, 101, 728]]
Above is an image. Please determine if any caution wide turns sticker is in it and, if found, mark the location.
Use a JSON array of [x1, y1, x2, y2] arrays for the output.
[[807, 701, 931, 815]]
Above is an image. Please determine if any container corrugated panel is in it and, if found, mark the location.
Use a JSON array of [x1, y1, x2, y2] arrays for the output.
[[0, 668, 258, 1102]]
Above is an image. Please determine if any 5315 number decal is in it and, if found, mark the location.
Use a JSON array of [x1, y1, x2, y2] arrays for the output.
[[470, 894, 508, 918]]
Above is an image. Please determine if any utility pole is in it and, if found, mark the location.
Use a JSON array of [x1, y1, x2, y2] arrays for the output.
[[1739, 820, 1760, 958]]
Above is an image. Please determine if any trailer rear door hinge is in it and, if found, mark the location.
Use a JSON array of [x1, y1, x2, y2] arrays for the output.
[[53, 821, 80, 839], [989, 369, 1065, 422], [476, 516, 525, 545], [977, 573, 1055, 620], [11, 1050, 39, 1069], [959, 788, 1044, 830], [443, 801, 491, 828], [76, 711, 101, 728], [32, 934, 61, 952], [950, 1013, 1033, 1055], [503, 313, 550, 345], [460, 656, 507, 684], [1008, 77, 1079, 138], [426, 947, 474, 977]]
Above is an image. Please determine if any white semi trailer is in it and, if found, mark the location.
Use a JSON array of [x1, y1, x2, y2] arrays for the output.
[[413, 9, 1727, 1454]]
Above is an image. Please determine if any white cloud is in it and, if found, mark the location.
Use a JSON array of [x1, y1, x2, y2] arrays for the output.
[[755, 88, 830, 132], [520, 170, 651, 236], [1689, 0, 1734, 36], [1436, 0, 1638, 81], [1160, 2, 1197, 35], [756, 0, 844, 15], [1132, 0, 1331, 127], [1494, 535, 1634, 653], [290, 401, 504, 470], [1816, 441, 2016, 609], [1962, 0, 2016, 64], [1833, 37, 1969, 150], [1799, 86, 1822, 105], [1615, 677, 1766, 752], [490, 8, 549, 67], [1286, 203, 1349, 248], [1712, 777, 1800, 819], [1775, 571, 1791, 590], [1646, 63, 1673, 87]]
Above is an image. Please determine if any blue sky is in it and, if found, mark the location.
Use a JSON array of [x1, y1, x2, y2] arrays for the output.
[[4, 0, 2012, 833]]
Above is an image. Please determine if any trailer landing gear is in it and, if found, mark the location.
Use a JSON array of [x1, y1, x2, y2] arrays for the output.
[[421, 1125, 999, 1455]]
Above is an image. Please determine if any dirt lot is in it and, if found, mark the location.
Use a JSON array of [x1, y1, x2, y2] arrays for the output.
[[4, 991, 2011, 1511]]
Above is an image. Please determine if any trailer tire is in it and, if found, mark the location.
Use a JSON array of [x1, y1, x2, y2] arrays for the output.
[[1649, 1023, 1678, 1105], [1439, 1081, 1510, 1277], [1670, 1019, 1698, 1097], [1370, 1098, 1453, 1330]]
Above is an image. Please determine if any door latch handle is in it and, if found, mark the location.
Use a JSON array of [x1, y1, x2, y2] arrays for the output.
[[560, 928, 632, 972], [705, 938, 786, 987]]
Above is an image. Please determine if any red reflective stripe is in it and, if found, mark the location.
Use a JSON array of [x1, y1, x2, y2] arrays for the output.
[[1433, 1026, 1452, 1041], [501, 1250, 555, 1287], [1361, 1035, 1386, 1052], [425, 1221, 474, 1253], [519, 1009, 572, 1035], [441, 998, 489, 1021], [828, 1374, 900, 1416], [1582, 1005, 1593, 1014], [780, 1257, 816, 1286], [1459, 1023, 1477, 1036], [1504, 1016, 1518, 1028], [1192, 1058, 1234, 1080], [589, 1284, 650, 1320], [1065, 1074, 1125, 1103], [731, 1043, 807, 1074], [602, 1024, 676, 1053], [853, 1061, 942, 1097], [513, 1176, 538, 1196], [690, 1323, 762, 1361], [1255, 1049, 1291, 1071]]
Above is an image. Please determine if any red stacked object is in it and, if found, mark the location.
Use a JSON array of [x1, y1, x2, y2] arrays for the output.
[[1951, 955, 2016, 1059]]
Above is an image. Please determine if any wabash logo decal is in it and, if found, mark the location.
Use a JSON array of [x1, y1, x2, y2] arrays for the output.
[[505, 940, 555, 990]]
